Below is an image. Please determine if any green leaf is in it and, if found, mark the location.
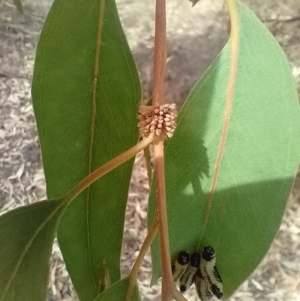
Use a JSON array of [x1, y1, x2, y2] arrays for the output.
[[13, 0, 23, 14], [92, 278, 140, 301], [31, 0, 141, 300], [0, 199, 66, 301], [149, 2, 300, 298], [189, 0, 200, 7]]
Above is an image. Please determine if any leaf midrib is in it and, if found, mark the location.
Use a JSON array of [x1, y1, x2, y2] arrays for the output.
[[199, 1, 240, 247], [86, 0, 107, 293]]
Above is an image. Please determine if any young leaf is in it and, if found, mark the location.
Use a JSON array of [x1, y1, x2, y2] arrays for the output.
[[0, 199, 66, 301], [189, 0, 200, 7], [149, 1, 300, 298], [31, 0, 141, 300], [92, 278, 140, 301], [13, 0, 23, 14]]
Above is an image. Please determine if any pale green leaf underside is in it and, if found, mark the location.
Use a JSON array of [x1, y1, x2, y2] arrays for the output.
[[0, 200, 65, 301], [31, 0, 141, 300], [149, 2, 300, 298]]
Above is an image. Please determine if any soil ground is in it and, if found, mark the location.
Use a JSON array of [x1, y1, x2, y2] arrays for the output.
[[0, 0, 299, 300]]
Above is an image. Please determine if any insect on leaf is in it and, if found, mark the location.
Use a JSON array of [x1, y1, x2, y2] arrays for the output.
[[148, 2, 300, 298]]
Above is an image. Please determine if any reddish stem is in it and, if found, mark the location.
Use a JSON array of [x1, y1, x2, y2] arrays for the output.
[[65, 138, 152, 202], [125, 221, 159, 301], [152, 0, 185, 300], [154, 141, 173, 301], [153, 0, 166, 107]]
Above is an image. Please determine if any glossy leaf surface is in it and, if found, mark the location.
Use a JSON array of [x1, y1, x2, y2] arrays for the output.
[[93, 278, 140, 301], [149, 2, 300, 298], [31, 0, 141, 300], [0, 200, 65, 301]]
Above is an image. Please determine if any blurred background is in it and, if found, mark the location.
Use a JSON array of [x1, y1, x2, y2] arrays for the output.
[[0, 0, 299, 300]]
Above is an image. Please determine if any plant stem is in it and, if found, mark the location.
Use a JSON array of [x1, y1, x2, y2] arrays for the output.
[[125, 221, 159, 301], [153, 143, 188, 301], [154, 141, 173, 301], [152, 0, 166, 107], [173, 289, 189, 301], [152, 0, 186, 300], [143, 146, 153, 186], [64, 138, 153, 203]]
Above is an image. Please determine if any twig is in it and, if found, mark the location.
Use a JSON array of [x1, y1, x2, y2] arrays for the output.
[[143, 145, 153, 186], [65, 138, 153, 202], [125, 221, 159, 301], [152, 1, 185, 300]]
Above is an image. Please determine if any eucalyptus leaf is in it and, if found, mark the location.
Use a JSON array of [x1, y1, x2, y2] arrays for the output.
[[92, 278, 140, 301], [13, 0, 23, 14], [0, 199, 66, 301], [31, 0, 141, 300], [189, 0, 200, 7], [149, 2, 300, 298]]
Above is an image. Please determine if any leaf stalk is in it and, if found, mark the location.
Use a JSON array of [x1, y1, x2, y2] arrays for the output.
[[125, 221, 159, 301], [64, 138, 153, 203]]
